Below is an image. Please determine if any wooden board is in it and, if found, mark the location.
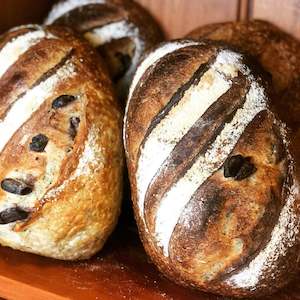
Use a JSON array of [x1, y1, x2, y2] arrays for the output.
[[0, 1, 299, 299]]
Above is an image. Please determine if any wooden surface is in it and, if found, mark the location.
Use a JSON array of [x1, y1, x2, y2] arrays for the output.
[[136, 0, 300, 39], [136, 0, 239, 38], [250, 0, 300, 39], [0, 221, 299, 300], [0, 1, 299, 299]]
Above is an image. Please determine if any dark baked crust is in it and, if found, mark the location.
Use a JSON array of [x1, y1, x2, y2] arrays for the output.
[[124, 40, 300, 297], [45, 0, 164, 102], [187, 20, 300, 134], [188, 20, 300, 92], [0, 25, 123, 260]]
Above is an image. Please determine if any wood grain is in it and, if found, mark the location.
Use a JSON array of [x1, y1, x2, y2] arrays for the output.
[[136, 0, 239, 38], [250, 0, 300, 39], [0, 223, 298, 300]]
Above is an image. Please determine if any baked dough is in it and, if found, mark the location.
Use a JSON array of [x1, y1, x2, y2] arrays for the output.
[[188, 20, 300, 133], [0, 24, 123, 260], [124, 40, 300, 297], [45, 0, 164, 101]]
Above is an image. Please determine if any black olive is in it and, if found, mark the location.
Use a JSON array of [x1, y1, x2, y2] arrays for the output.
[[1, 178, 33, 195], [224, 155, 245, 178], [52, 95, 76, 109], [224, 155, 256, 180], [235, 160, 257, 181], [29, 134, 48, 152], [69, 117, 80, 140], [0, 207, 29, 224]]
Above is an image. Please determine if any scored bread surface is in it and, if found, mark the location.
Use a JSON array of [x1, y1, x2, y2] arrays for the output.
[[0, 25, 123, 260], [124, 40, 300, 297], [45, 0, 163, 100]]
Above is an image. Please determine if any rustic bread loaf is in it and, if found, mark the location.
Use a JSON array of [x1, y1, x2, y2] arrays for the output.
[[124, 40, 300, 297], [45, 0, 164, 102], [188, 20, 300, 133], [188, 20, 300, 93], [0, 24, 123, 260]]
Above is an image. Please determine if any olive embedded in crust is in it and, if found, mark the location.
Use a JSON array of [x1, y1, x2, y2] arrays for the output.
[[235, 159, 257, 180], [1, 178, 33, 195], [29, 134, 49, 152], [224, 155, 256, 180], [52, 95, 76, 109], [0, 207, 29, 224], [69, 117, 80, 139]]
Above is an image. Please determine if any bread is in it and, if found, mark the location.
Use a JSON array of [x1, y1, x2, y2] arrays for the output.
[[45, 0, 164, 102], [124, 40, 300, 297], [187, 20, 300, 133], [188, 20, 300, 93], [0, 24, 123, 260]]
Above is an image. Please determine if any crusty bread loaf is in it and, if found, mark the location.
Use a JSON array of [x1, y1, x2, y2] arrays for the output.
[[188, 20, 300, 133], [0, 24, 123, 260], [124, 40, 300, 297], [188, 20, 300, 93], [45, 0, 164, 101]]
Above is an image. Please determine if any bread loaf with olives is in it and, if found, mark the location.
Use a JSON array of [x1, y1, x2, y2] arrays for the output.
[[0, 24, 123, 260], [45, 0, 164, 101], [124, 40, 300, 297]]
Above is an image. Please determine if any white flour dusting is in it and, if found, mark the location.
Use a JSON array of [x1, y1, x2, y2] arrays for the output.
[[155, 79, 267, 256], [226, 125, 300, 289], [0, 61, 75, 153], [136, 68, 232, 218], [45, 126, 103, 199], [124, 40, 200, 159], [127, 40, 200, 101], [0, 29, 55, 79]]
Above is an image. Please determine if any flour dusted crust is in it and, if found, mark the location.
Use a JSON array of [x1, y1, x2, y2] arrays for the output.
[[188, 20, 300, 133], [0, 25, 123, 260], [124, 40, 300, 297], [188, 20, 300, 92], [45, 0, 163, 101]]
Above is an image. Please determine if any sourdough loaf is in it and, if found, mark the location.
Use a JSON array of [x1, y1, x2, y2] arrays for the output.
[[0, 24, 123, 260], [45, 0, 164, 101], [124, 40, 300, 297]]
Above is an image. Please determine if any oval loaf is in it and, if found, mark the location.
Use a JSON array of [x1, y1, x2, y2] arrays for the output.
[[45, 0, 164, 101], [0, 24, 123, 260], [124, 40, 300, 297]]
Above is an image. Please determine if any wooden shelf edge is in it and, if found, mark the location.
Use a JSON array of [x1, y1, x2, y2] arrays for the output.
[[0, 275, 67, 300]]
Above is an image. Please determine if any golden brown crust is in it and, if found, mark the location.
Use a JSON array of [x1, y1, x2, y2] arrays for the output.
[[0, 25, 123, 260], [124, 40, 300, 297], [46, 0, 164, 102]]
